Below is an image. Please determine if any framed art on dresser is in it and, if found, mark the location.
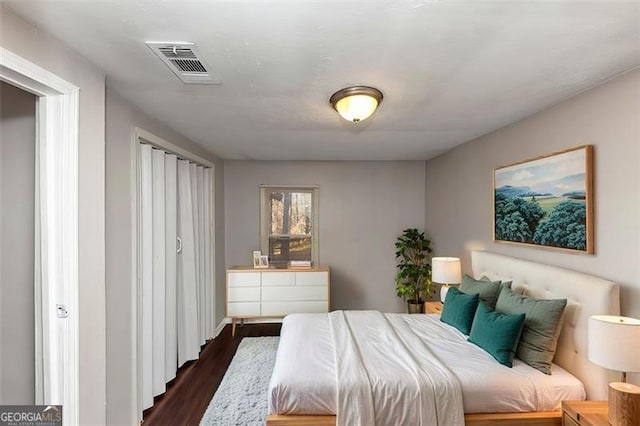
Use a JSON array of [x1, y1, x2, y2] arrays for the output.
[[253, 250, 262, 268], [493, 145, 594, 254]]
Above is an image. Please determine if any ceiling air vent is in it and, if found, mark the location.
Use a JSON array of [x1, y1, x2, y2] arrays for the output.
[[146, 42, 221, 85]]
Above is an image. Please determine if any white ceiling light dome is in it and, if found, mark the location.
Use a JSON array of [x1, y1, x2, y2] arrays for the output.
[[330, 86, 383, 123]]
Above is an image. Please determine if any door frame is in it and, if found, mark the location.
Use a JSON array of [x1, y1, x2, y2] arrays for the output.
[[0, 47, 80, 425]]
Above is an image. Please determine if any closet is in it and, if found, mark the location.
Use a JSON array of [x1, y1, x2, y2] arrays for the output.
[[137, 142, 214, 410]]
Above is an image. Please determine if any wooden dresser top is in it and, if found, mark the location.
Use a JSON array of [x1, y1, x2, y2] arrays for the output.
[[228, 265, 330, 272]]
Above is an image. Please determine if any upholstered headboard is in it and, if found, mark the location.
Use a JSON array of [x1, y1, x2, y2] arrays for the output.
[[471, 251, 620, 400]]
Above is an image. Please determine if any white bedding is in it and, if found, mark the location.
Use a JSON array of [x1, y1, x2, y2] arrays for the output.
[[268, 312, 585, 417], [328, 310, 464, 426]]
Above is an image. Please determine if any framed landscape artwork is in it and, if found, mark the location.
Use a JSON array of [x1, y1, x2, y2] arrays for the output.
[[493, 145, 594, 253]]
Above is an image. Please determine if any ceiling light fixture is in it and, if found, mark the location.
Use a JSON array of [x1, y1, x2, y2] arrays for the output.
[[330, 86, 383, 123]]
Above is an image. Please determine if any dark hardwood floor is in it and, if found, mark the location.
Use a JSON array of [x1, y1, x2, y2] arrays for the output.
[[143, 323, 282, 425]]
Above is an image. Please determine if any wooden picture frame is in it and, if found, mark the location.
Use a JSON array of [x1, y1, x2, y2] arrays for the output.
[[493, 145, 594, 253]]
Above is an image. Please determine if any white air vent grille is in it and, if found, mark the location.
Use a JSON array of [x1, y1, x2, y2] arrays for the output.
[[158, 46, 197, 59], [172, 59, 207, 73], [146, 42, 221, 85]]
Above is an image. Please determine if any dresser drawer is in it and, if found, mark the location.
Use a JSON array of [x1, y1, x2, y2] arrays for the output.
[[227, 287, 260, 302], [295, 271, 328, 286], [261, 272, 296, 287], [261, 301, 328, 316], [227, 302, 260, 316], [262, 286, 327, 302], [227, 272, 261, 287]]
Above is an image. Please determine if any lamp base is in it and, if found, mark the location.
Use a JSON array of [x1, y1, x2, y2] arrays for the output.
[[608, 382, 640, 426], [440, 284, 450, 303]]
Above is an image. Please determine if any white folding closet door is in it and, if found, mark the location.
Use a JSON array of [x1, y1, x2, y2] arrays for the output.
[[177, 159, 199, 366], [151, 149, 167, 397], [164, 154, 178, 382], [203, 168, 212, 338], [139, 145, 154, 409], [196, 166, 206, 345], [138, 143, 214, 413], [188, 163, 205, 345]]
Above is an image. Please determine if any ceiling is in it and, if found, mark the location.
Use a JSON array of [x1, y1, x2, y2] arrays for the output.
[[4, 1, 640, 160]]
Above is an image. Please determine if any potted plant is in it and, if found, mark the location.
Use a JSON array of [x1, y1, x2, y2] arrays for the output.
[[395, 228, 434, 314]]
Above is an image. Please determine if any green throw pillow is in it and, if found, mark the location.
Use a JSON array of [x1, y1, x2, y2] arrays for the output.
[[495, 286, 567, 375], [468, 302, 526, 367], [440, 287, 479, 335], [480, 275, 513, 291], [460, 275, 503, 309]]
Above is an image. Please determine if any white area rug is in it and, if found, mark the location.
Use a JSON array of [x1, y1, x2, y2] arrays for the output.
[[200, 336, 279, 426]]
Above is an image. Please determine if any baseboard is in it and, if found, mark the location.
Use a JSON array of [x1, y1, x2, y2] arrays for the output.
[[214, 319, 227, 338]]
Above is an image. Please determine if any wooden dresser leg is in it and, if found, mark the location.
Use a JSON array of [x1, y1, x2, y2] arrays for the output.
[[231, 318, 237, 337]]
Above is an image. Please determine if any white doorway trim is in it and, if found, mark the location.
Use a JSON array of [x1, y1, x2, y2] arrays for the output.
[[0, 47, 79, 425]]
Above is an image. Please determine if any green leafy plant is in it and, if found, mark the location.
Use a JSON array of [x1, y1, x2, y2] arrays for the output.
[[395, 228, 434, 303]]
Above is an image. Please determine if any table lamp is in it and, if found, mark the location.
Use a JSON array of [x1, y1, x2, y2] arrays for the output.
[[432, 257, 462, 303], [588, 315, 640, 425]]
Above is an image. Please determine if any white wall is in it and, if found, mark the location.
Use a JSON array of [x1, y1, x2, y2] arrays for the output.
[[0, 82, 36, 404], [425, 69, 640, 319], [105, 88, 224, 425], [0, 8, 226, 422], [0, 6, 107, 422], [225, 161, 426, 312]]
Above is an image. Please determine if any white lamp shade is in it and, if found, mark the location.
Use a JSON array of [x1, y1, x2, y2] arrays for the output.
[[588, 315, 640, 373], [432, 257, 462, 284]]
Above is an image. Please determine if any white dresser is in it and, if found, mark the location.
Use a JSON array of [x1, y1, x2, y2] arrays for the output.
[[226, 266, 330, 335]]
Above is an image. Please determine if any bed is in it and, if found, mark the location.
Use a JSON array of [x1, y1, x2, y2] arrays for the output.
[[266, 251, 620, 425]]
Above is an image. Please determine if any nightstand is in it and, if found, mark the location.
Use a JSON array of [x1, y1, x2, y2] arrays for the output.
[[562, 401, 608, 426], [424, 301, 443, 314]]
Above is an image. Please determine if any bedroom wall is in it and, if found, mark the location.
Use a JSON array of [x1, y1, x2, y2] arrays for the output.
[[0, 82, 36, 404], [0, 6, 107, 422], [425, 69, 640, 321], [225, 161, 426, 313], [105, 88, 225, 425]]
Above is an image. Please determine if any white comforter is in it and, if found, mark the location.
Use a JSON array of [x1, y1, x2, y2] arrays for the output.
[[328, 310, 464, 426], [268, 312, 585, 420]]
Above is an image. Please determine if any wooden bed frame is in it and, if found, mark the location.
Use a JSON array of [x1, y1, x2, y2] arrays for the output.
[[267, 411, 562, 425], [266, 251, 620, 426]]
